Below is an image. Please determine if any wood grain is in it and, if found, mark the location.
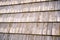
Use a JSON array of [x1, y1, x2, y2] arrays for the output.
[[52, 23, 60, 35], [0, 0, 52, 6], [0, 34, 60, 40], [47, 23, 52, 35], [0, 11, 60, 22], [0, 1, 60, 13], [0, 23, 60, 35], [0, 1, 60, 40], [43, 23, 48, 34], [0, 23, 9, 33]]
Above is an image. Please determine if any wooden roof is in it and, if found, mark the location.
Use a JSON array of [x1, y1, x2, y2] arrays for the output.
[[0, 0, 60, 36]]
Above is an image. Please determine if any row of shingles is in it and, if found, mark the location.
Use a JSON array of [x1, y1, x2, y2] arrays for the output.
[[0, 0, 59, 35], [0, 23, 60, 35], [0, 33, 60, 40], [1, 11, 59, 34], [0, 1, 60, 13], [0, 1, 60, 40], [0, 11, 60, 22], [0, 0, 53, 6]]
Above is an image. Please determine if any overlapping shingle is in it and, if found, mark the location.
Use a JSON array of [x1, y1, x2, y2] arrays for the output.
[[0, 1, 60, 13]]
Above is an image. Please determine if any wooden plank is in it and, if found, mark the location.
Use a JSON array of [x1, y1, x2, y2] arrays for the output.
[[34, 36, 42, 40], [0, 34, 60, 40], [18, 23, 37, 34], [43, 23, 48, 35], [56, 11, 60, 21], [52, 23, 60, 35], [18, 23, 26, 33], [43, 12, 49, 21], [0, 11, 60, 22], [47, 23, 52, 35], [0, 13, 38, 22], [0, 34, 4, 40], [37, 23, 44, 34], [0, 23, 60, 35], [41, 36, 45, 40], [9, 23, 20, 33], [9, 23, 37, 34], [9, 34, 20, 40], [18, 35, 24, 40], [46, 36, 53, 40], [9, 23, 60, 35], [27, 35, 34, 40], [49, 12, 57, 22], [0, 1, 60, 13], [0, 0, 52, 6], [0, 34, 8, 40], [55, 1, 60, 10], [38, 12, 44, 22], [0, 23, 9, 33], [25, 23, 37, 34]]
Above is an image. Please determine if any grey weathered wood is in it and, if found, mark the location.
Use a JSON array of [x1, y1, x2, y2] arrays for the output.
[[41, 36, 45, 40], [0, 23, 60, 35], [9, 34, 20, 40], [43, 12, 49, 21], [55, 1, 60, 10], [47, 23, 52, 35], [0, 0, 60, 40], [49, 12, 57, 22], [0, 0, 52, 6], [0, 34, 8, 40], [0, 34, 60, 40], [0, 34, 4, 40], [46, 36, 53, 40], [0, 11, 60, 22], [56, 11, 60, 21], [0, 1, 60, 13], [38, 12, 44, 22], [38, 23, 44, 34], [0, 13, 38, 22], [0, 23, 9, 33], [52, 23, 60, 35], [43, 23, 48, 34], [9, 23, 20, 33]]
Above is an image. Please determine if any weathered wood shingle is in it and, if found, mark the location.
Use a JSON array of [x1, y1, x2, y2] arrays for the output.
[[0, 0, 54, 6], [0, 23, 60, 35], [0, 0, 60, 40], [0, 1, 60, 13]]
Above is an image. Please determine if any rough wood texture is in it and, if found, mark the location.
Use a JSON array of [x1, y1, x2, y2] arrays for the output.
[[0, 23, 9, 33], [0, 23, 60, 35], [0, 0, 60, 40], [47, 23, 52, 35], [52, 23, 60, 35], [43, 23, 48, 34], [0, 0, 52, 6], [0, 11, 60, 22], [0, 34, 60, 40], [0, 34, 8, 40], [0, 1, 60, 13]]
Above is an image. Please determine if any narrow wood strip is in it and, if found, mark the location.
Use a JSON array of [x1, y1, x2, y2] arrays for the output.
[[0, 0, 58, 6], [0, 1, 60, 13]]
